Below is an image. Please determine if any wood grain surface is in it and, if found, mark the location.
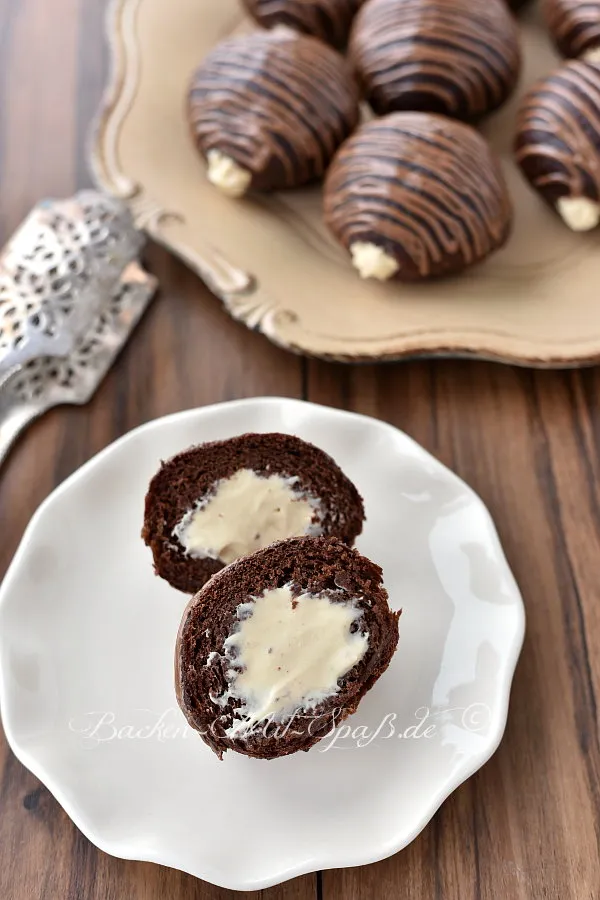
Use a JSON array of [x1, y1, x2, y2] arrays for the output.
[[0, 1, 598, 898]]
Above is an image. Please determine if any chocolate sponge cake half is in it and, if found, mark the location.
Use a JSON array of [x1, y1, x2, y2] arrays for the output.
[[175, 536, 400, 759], [142, 433, 365, 593]]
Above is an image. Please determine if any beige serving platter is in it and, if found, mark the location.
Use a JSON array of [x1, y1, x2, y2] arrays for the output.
[[92, 0, 600, 365]]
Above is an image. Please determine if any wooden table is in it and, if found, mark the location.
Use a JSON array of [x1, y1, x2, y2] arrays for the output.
[[1, 1, 599, 897]]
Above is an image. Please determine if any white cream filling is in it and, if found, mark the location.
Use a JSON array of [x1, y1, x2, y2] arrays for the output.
[[556, 196, 600, 232], [206, 149, 252, 198], [350, 242, 400, 281], [217, 584, 368, 736], [173, 469, 323, 565], [583, 46, 600, 64]]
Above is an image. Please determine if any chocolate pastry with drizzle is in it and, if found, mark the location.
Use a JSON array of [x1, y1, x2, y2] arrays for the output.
[[543, 0, 600, 60], [187, 29, 359, 197], [348, 0, 521, 121], [515, 60, 600, 232], [324, 112, 513, 282], [241, 0, 364, 48]]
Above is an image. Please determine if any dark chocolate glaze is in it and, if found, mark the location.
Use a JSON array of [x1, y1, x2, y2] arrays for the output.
[[324, 112, 513, 281], [348, 0, 521, 121], [187, 29, 359, 192], [515, 60, 600, 205], [543, 0, 600, 59], [241, 0, 365, 48]]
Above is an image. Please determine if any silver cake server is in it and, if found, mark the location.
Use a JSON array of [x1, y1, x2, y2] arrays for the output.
[[0, 191, 157, 468]]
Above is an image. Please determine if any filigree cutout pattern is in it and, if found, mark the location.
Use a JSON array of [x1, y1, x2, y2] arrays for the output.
[[0, 192, 145, 375], [1, 268, 154, 408]]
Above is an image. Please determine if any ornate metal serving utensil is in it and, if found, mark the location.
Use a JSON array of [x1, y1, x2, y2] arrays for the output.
[[0, 191, 157, 467]]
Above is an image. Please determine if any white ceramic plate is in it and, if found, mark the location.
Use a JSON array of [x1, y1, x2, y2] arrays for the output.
[[0, 398, 525, 890]]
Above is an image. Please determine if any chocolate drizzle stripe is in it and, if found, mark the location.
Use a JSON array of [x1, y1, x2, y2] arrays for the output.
[[346, 127, 509, 212], [204, 48, 353, 101], [515, 61, 600, 201], [242, 0, 364, 48], [188, 31, 359, 191], [332, 192, 481, 260], [349, 0, 521, 120], [335, 145, 502, 226], [191, 79, 335, 169], [195, 53, 354, 123], [543, 0, 600, 58], [364, 28, 518, 74], [324, 113, 511, 279], [194, 66, 353, 139], [331, 166, 485, 226]]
